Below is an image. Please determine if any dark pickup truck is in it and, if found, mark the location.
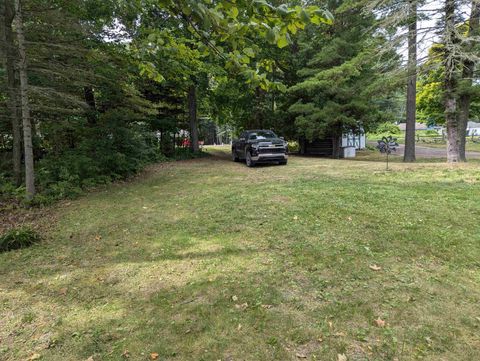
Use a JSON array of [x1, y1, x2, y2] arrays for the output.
[[231, 130, 288, 167]]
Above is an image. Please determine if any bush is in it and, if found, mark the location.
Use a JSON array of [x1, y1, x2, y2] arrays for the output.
[[375, 122, 401, 135], [0, 227, 41, 252], [0, 174, 25, 200], [287, 141, 299, 153]]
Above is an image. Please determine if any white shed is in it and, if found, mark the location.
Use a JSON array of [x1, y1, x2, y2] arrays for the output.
[[467, 121, 480, 137]]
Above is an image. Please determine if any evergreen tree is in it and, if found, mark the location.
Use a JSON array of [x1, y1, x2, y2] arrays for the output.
[[288, 0, 399, 157]]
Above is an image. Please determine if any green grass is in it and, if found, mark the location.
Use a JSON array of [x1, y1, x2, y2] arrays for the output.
[[1, 147, 480, 360]]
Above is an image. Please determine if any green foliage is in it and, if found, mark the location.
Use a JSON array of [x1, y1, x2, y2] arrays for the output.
[[0, 227, 40, 252], [375, 122, 401, 134], [287, 140, 300, 153], [286, 0, 400, 141], [0, 174, 25, 199]]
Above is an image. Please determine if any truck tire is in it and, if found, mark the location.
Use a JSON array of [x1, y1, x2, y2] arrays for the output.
[[245, 150, 255, 167], [232, 148, 239, 162]]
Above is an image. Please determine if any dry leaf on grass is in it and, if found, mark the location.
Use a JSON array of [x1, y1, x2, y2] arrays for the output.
[[27, 354, 42, 361], [59, 288, 68, 296], [369, 264, 382, 271], [374, 317, 386, 327], [86, 357, 94, 361], [122, 349, 130, 358], [150, 352, 159, 360], [231, 295, 238, 302], [296, 353, 307, 358], [234, 302, 248, 310], [338, 353, 347, 361]]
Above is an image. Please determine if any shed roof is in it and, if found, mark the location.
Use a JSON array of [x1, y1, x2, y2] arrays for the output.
[[467, 121, 480, 129]]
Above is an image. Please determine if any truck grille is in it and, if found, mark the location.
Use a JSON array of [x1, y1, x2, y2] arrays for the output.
[[258, 147, 285, 154]]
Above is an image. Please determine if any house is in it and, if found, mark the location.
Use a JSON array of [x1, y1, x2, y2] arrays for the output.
[[467, 121, 480, 137]]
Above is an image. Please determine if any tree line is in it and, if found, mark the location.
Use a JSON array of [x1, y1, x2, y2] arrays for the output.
[[0, 0, 479, 202]]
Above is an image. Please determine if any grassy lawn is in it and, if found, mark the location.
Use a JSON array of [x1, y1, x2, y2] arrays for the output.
[[1, 147, 480, 360]]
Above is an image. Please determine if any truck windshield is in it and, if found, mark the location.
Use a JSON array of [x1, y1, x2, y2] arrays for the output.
[[249, 131, 277, 140]]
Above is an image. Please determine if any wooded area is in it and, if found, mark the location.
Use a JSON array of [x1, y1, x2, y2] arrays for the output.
[[0, 0, 479, 201]]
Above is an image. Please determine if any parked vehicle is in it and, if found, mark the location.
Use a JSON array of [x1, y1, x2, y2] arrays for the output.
[[231, 130, 288, 167]]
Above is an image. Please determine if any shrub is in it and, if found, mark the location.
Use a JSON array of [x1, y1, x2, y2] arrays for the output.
[[375, 122, 401, 135], [287, 141, 299, 153], [0, 227, 41, 252]]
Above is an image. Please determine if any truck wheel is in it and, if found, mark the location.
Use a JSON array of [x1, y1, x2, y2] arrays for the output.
[[245, 151, 255, 167], [232, 149, 239, 162]]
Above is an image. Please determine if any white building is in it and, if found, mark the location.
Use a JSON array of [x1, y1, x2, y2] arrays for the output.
[[467, 121, 480, 137]]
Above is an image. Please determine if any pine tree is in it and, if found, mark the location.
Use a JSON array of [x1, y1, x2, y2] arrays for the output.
[[288, 0, 399, 157]]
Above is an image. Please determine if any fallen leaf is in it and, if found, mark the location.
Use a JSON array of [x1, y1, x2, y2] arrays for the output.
[[261, 304, 272, 309], [369, 264, 382, 271], [27, 354, 41, 361], [86, 357, 94, 361], [293, 215, 298, 220], [235, 302, 248, 310], [150, 352, 159, 360], [334, 332, 346, 337], [59, 288, 68, 296], [122, 349, 130, 358], [296, 352, 307, 358], [94, 235, 102, 241], [237, 324, 242, 331], [375, 317, 386, 328], [231, 295, 238, 302], [338, 353, 347, 361]]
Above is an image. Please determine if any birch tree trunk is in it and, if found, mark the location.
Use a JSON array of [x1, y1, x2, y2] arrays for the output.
[[2, 0, 22, 186], [13, 0, 35, 198], [457, 0, 480, 161], [187, 84, 200, 153], [404, 0, 417, 162], [444, 0, 460, 163]]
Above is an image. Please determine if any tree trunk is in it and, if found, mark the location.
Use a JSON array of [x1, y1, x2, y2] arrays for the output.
[[187, 84, 199, 153], [444, 0, 460, 163], [2, 0, 22, 186], [332, 136, 341, 159], [84, 86, 97, 125], [14, 0, 35, 198], [404, 0, 417, 162], [457, 0, 479, 161]]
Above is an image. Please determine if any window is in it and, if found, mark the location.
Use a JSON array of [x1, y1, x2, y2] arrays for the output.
[[248, 130, 277, 140]]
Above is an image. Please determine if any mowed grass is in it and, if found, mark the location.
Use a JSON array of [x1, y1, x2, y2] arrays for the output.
[[1, 147, 480, 361]]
